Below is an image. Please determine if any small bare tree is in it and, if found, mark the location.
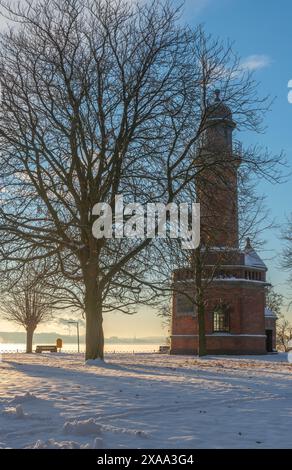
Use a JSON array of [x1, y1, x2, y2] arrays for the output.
[[266, 285, 284, 317], [265, 285, 288, 351], [2, 271, 53, 353], [281, 215, 292, 299], [276, 314, 292, 352]]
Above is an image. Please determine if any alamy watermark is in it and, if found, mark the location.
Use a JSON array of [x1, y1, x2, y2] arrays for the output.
[[92, 195, 200, 250], [288, 80, 292, 103]]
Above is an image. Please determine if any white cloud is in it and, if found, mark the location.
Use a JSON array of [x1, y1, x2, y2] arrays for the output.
[[240, 54, 272, 72]]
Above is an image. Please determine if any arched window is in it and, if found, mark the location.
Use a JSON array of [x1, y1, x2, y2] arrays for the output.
[[213, 304, 230, 333]]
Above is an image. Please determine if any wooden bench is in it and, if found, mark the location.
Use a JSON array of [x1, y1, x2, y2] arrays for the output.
[[35, 345, 57, 353]]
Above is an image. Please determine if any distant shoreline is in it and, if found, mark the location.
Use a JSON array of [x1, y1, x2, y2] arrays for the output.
[[0, 342, 164, 353], [0, 333, 167, 345]]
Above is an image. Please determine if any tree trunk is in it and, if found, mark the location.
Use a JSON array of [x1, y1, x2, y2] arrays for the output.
[[84, 275, 104, 361], [26, 326, 35, 353], [194, 247, 207, 357], [197, 299, 207, 357]]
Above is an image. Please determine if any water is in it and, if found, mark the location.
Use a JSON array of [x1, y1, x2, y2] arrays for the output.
[[0, 342, 162, 354]]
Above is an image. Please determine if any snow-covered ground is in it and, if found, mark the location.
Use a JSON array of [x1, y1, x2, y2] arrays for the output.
[[0, 352, 292, 449]]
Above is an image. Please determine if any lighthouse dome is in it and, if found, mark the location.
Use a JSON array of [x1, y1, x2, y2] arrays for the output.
[[206, 90, 234, 123]]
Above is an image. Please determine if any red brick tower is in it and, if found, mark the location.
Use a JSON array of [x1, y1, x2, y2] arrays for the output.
[[170, 91, 276, 355], [197, 89, 239, 249]]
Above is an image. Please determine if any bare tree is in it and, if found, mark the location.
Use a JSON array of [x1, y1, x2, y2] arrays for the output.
[[265, 285, 289, 351], [266, 285, 284, 317], [2, 269, 53, 353], [281, 215, 292, 298], [0, 0, 202, 359], [276, 314, 292, 352], [147, 25, 284, 356], [0, 0, 284, 360], [151, 165, 281, 356], [274, 230, 292, 351]]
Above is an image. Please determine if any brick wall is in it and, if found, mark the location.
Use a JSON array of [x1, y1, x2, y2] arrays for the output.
[[170, 335, 266, 355], [171, 280, 267, 355]]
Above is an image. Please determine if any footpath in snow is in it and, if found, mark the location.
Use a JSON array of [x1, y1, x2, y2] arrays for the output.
[[0, 352, 292, 449]]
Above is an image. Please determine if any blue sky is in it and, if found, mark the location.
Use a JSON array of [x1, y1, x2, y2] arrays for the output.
[[0, 0, 292, 339], [179, 0, 292, 303]]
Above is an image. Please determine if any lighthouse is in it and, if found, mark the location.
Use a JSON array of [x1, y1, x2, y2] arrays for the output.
[[170, 91, 276, 355]]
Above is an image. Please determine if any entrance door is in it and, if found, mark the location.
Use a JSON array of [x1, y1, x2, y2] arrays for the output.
[[266, 329, 273, 352]]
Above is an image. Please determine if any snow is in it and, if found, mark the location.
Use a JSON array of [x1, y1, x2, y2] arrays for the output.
[[15, 405, 25, 419], [63, 418, 102, 436], [9, 392, 37, 404], [1, 352, 292, 448], [244, 249, 267, 269], [85, 358, 106, 366]]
